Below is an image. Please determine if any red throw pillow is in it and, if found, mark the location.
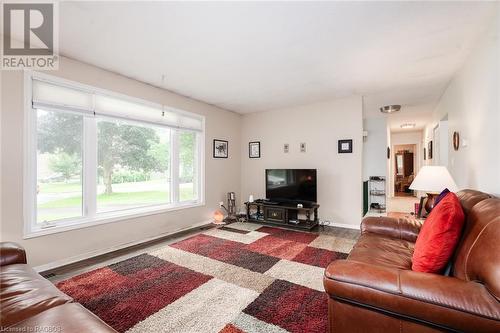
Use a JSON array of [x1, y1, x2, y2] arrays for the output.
[[412, 192, 465, 273]]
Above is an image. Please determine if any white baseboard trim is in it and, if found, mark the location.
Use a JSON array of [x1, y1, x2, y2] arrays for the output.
[[33, 220, 212, 273], [329, 222, 360, 230]]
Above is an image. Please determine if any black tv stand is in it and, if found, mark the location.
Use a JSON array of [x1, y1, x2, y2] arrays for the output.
[[245, 200, 319, 231], [255, 199, 280, 205]]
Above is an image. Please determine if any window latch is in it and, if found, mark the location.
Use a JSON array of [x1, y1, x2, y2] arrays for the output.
[[40, 221, 57, 229]]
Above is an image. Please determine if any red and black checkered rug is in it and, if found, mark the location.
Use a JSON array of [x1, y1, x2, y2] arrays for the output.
[[57, 223, 355, 333]]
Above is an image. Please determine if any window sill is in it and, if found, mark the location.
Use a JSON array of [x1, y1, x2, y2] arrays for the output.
[[24, 201, 205, 239]]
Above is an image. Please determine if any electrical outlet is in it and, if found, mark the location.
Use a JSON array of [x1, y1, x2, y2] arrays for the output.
[[219, 201, 224, 207]]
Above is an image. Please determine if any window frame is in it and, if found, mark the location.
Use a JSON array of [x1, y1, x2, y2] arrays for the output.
[[23, 71, 205, 239]]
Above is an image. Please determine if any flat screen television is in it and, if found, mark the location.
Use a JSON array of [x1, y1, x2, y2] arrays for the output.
[[266, 169, 317, 204]]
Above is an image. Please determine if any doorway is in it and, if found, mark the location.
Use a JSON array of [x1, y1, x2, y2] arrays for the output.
[[433, 119, 449, 167], [394, 144, 416, 197]]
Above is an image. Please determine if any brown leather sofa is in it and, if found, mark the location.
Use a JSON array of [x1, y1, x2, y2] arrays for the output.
[[324, 189, 500, 333], [0, 242, 116, 332]]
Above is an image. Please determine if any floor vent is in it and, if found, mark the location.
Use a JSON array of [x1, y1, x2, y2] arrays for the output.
[[199, 225, 213, 231]]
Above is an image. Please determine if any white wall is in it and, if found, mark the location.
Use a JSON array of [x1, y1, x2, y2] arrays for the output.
[[437, 120, 449, 167], [240, 97, 363, 228], [362, 118, 387, 181], [1, 57, 242, 268], [425, 10, 500, 195], [423, 121, 448, 167]]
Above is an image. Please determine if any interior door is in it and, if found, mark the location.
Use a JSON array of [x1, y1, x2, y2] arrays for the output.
[[433, 125, 440, 165], [403, 153, 414, 177]]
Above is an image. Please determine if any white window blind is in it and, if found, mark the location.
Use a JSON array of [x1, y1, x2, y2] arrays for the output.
[[32, 76, 203, 131], [32, 78, 94, 112]]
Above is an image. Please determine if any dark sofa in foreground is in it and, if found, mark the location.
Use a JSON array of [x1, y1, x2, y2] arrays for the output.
[[0, 242, 117, 332], [324, 189, 500, 333]]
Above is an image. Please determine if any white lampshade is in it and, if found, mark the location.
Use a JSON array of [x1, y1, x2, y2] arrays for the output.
[[409, 166, 458, 193]]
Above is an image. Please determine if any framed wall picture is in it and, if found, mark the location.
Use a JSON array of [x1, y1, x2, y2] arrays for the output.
[[453, 131, 460, 151], [428, 141, 433, 159], [338, 139, 353, 153], [213, 139, 228, 158], [249, 141, 260, 158]]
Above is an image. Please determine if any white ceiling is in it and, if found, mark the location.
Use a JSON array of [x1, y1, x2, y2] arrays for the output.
[[50, 2, 495, 117], [385, 104, 434, 133]]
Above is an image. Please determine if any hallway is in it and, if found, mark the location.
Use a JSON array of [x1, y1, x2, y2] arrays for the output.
[[386, 196, 420, 214]]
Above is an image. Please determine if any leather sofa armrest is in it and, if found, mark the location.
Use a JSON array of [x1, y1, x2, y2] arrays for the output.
[[0, 242, 27, 266], [324, 260, 500, 333], [361, 216, 422, 242]]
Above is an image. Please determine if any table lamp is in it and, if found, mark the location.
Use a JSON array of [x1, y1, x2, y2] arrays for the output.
[[409, 166, 458, 213]]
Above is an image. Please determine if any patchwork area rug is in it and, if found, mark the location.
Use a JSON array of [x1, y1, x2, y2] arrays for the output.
[[56, 223, 356, 333]]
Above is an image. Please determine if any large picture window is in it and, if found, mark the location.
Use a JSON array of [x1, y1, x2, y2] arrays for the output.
[[27, 72, 204, 237], [179, 131, 198, 202], [36, 110, 84, 223], [96, 119, 172, 213]]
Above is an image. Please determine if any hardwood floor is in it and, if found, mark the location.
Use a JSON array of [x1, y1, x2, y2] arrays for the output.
[[387, 196, 420, 213]]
